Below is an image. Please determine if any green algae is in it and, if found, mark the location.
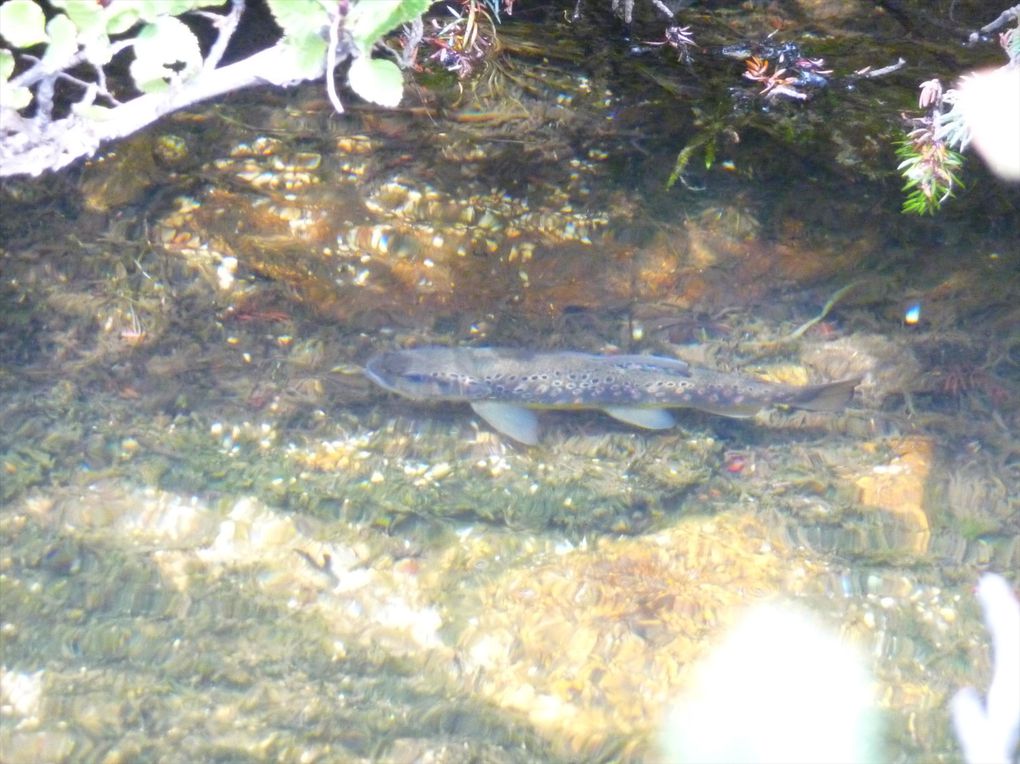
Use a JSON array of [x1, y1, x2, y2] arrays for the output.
[[0, 513, 557, 763]]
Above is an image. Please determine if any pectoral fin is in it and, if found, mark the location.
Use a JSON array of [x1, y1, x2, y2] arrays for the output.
[[602, 407, 676, 430], [471, 401, 540, 445]]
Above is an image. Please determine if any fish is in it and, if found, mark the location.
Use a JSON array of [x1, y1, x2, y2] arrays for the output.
[[364, 346, 860, 445]]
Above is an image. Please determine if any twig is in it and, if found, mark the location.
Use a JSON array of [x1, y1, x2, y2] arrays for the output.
[[855, 58, 907, 79], [11, 52, 86, 90], [784, 281, 862, 341], [91, 61, 121, 107], [969, 4, 1020, 43], [401, 16, 425, 68], [11, 40, 133, 91], [34, 76, 55, 124], [196, 0, 245, 74], [648, 0, 675, 19]]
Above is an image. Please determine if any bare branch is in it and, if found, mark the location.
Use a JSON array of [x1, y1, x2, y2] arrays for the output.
[[1, 42, 329, 178], [969, 3, 1020, 43]]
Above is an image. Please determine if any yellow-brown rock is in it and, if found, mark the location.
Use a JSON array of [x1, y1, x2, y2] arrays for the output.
[[454, 511, 813, 758], [853, 436, 934, 554]]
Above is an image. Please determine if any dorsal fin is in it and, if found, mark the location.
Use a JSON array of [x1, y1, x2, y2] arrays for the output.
[[608, 355, 691, 376]]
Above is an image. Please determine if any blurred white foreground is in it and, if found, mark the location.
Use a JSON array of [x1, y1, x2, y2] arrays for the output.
[[656, 604, 880, 764], [951, 573, 1020, 764], [656, 573, 1020, 764]]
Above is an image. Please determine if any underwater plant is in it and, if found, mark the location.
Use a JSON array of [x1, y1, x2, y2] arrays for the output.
[[416, 0, 503, 79], [896, 8, 1020, 214], [896, 79, 968, 215]]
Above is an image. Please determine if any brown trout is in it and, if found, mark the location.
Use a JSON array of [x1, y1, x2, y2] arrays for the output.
[[364, 347, 860, 445]]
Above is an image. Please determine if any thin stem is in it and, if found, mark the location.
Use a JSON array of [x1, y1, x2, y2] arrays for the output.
[[326, 2, 346, 114]]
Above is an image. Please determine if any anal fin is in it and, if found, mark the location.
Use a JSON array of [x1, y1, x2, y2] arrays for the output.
[[602, 406, 676, 430], [691, 402, 760, 418]]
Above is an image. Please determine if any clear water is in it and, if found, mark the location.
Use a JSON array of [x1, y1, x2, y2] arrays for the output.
[[1, 4, 1018, 762]]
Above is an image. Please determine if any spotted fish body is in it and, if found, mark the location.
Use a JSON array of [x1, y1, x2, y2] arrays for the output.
[[364, 347, 860, 445]]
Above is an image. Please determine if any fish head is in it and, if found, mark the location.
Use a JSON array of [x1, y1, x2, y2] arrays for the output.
[[364, 348, 492, 401]]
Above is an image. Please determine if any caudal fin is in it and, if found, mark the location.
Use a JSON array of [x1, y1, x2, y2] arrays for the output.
[[787, 377, 861, 412]]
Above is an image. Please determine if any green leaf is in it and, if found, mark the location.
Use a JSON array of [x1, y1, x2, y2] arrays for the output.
[[136, 0, 217, 23], [106, 8, 142, 36], [51, 0, 140, 37], [347, 56, 403, 107], [348, 0, 434, 50], [1, 83, 32, 109], [0, 49, 14, 81], [129, 16, 202, 93], [48, 0, 118, 66], [5, 86, 32, 109], [0, 0, 48, 48], [703, 136, 716, 170], [276, 34, 329, 81], [49, 0, 104, 38], [666, 138, 703, 190], [267, 0, 330, 39], [82, 31, 115, 67], [41, 14, 80, 69], [0, 49, 32, 109]]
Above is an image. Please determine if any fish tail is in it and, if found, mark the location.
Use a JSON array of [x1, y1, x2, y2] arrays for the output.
[[786, 377, 861, 412]]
